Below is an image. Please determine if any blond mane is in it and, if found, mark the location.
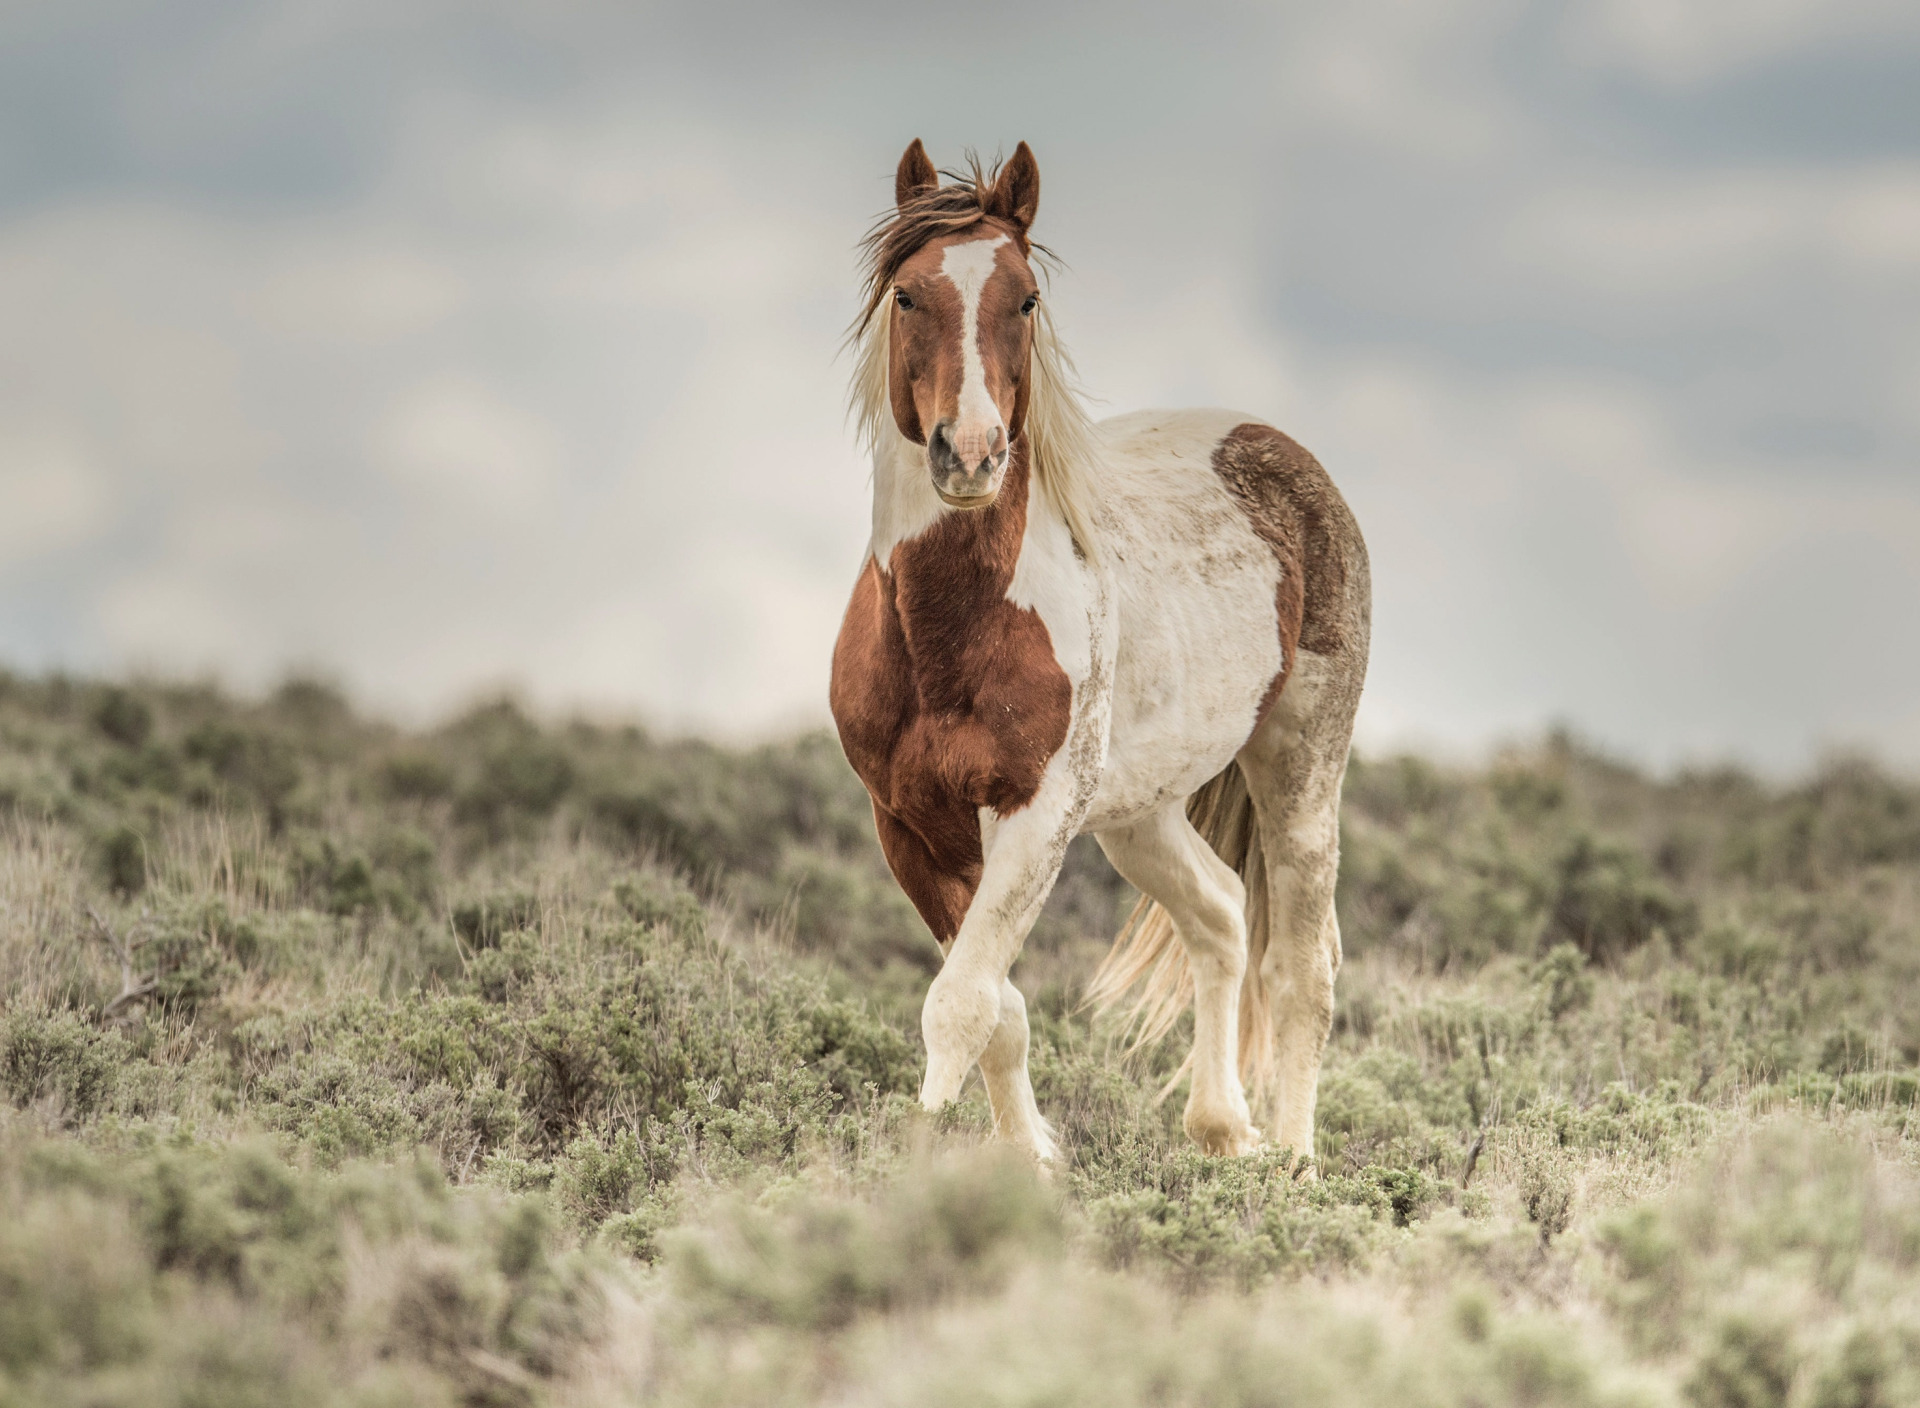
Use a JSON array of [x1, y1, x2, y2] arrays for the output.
[[846, 160, 1104, 562]]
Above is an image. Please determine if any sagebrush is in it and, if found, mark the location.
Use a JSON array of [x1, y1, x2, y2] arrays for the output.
[[2, 671, 1917, 1405]]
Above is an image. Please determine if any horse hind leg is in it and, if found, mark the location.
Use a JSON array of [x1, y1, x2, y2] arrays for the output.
[[1096, 803, 1260, 1156], [976, 977, 1059, 1165], [1239, 647, 1362, 1165]]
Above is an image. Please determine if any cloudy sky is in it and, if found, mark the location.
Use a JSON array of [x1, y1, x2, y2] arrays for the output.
[[3, 0, 1917, 770]]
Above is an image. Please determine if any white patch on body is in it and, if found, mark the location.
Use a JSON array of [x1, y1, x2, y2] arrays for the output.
[[1079, 408, 1287, 830], [868, 429, 944, 566], [975, 405, 1288, 840], [1006, 478, 1099, 685]]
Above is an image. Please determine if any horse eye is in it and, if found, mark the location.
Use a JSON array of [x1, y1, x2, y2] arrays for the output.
[[1020, 293, 1039, 316], [894, 288, 914, 310]]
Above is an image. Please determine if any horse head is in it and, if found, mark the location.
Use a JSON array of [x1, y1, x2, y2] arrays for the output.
[[879, 139, 1043, 510]]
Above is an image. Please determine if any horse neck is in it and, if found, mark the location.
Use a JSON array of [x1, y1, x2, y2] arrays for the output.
[[869, 430, 1040, 579], [870, 432, 1041, 627]]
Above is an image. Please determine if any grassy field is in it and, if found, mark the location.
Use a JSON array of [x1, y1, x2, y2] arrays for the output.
[[3, 670, 1919, 1406]]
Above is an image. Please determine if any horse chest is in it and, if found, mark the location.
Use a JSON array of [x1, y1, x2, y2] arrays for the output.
[[831, 555, 1073, 836]]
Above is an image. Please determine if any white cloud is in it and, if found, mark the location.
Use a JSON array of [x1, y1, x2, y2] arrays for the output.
[[1567, 0, 1920, 87], [1288, 350, 1920, 766], [1831, 173, 1920, 270], [1266, 0, 1528, 163], [252, 244, 467, 342], [1504, 165, 1920, 296], [0, 424, 109, 566], [1, 0, 1916, 770], [375, 377, 564, 516], [0, 202, 278, 491], [0, 102, 874, 732]]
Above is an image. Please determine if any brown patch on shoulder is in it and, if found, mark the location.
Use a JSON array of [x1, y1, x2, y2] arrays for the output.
[[1211, 423, 1368, 720], [829, 445, 1072, 946]]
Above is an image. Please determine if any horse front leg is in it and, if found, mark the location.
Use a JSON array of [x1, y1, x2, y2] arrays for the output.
[[919, 795, 1079, 1129], [868, 781, 1065, 1162]]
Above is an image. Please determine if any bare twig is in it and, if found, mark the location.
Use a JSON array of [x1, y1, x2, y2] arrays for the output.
[[1460, 1131, 1487, 1190], [463, 1349, 538, 1392], [102, 980, 160, 1020], [1461, 1089, 1503, 1189], [87, 905, 156, 1021]]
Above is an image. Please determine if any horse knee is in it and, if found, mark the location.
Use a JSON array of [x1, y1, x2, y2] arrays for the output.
[[921, 968, 1002, 1109], [922, 967, 1001, 1064]]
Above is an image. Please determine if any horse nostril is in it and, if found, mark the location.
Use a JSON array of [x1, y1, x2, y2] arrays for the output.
[[929, 420, 959, 472], [984, 427, 1008, 473]]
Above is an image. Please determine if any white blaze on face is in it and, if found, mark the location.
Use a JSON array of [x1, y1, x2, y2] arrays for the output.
[[940, 234, 1012, 470]]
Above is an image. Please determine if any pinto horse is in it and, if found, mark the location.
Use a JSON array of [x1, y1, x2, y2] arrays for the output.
[[830, 140, 1370, 1164]]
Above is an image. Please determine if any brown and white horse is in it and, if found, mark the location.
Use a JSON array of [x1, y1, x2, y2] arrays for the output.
[[830, 140, 1370, 1164]]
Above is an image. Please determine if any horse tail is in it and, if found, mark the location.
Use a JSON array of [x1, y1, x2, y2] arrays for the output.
[[1084, 761, 1277, 1114]]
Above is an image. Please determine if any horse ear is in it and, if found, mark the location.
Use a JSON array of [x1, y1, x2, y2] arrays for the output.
[[895, 139, 938, 209], [986, 141, 1040, 231]]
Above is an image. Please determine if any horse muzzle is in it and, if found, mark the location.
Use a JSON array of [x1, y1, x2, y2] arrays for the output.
[[929, 419, 1007, 509], [933, 470, 1003, 509]]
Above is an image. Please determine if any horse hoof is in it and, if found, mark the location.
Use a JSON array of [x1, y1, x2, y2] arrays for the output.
[[1014, 1132, 1061, 1178], [1187, 1119, 1263, 1157]]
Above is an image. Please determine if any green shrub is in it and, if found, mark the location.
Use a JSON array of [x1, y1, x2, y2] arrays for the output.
[[552, 1129, 654, 1229], [1518, 1144, 1575, 1245], [381, 750, 456, 802], [1078, 1146, 1426, 1288], [1808, 1327, 1900, 1408], [0, 1134, 610, 1405], [182, 721, 303, 819], [610, 873, 704, 938], [669, 1150, 1059, 1329], [452, 891, 540, 949], [6, 671, 1920, 1405], [94, 823, 148, 896], [1531, 942, 1596, 1019], [0, 1187, 153, 1379], [1515, 1084, 1714, 1162], [91, 687, 154, 749], [455, 736, 575, 834], [1686, 1317, 1798, 1408], [1546, 832, 1695, 963], [138, 898, 247, 1013], [2, 1009, 126, 1122]]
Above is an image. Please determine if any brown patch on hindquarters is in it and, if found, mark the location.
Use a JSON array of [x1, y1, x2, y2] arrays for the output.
[[1211, 423, 1366, 722], [829, 442, 1072, 945]]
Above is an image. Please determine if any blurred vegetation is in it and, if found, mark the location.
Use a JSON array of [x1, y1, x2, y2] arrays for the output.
[[2, 670, 1918, 1405]]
